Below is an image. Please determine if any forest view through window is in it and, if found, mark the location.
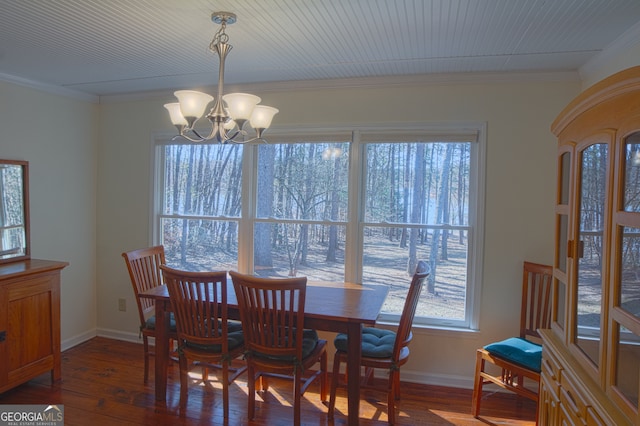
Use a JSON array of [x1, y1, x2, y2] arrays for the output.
[[155, 127, 484, 328]]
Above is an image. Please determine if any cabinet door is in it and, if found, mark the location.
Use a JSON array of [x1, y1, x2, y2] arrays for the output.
[[6, 273, 57, 385], [554, 146, 573, 335], [609, 130, 640, 419], [572, 137, 612, 370], [539, 372, 561, 425]]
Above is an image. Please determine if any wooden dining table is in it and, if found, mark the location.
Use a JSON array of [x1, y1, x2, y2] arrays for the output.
[[139, 279, 388, 425]]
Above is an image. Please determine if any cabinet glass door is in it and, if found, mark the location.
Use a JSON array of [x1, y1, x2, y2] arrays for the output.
[[612, 132, 640, 414], [554, 151, 571, 331], [614, 322, 639, 412], [575, 142, 609, 367], [621, 135, 640, 319]]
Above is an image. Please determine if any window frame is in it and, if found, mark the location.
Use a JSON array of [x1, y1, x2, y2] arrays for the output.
[[152, 122, 486, 330]]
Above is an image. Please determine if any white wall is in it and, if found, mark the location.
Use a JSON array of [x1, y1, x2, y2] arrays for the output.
[[97, 74, 580, 387], [0, 81, 98, 349]]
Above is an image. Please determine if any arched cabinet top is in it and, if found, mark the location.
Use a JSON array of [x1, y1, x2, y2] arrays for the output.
[[552, 66, 640, 137]]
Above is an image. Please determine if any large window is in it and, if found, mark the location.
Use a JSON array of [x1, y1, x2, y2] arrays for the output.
[[156, 143, 243, 271], [154, 125, 485, 329], [362, 140, 474, 326], [254, 141, 350, 282]]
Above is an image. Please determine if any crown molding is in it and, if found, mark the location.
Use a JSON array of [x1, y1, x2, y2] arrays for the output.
[[580, 20, 640, 79], [98, 70, 579, 104], [0, 72, 99, 103], [0, 69, 578, 104]]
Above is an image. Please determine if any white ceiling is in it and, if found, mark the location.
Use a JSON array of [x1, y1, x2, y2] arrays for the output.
[[1, 0, 640, 98]]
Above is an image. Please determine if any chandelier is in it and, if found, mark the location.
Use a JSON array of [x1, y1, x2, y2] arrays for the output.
[[164, 12, 279, 144]]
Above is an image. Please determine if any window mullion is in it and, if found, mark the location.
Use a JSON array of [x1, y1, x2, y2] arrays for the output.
[[238, 143, 257, 274], [345, 130, 363, 283]]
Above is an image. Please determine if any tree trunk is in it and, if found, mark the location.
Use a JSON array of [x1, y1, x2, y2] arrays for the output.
[[408, 144, 425, 274], [439, 144, 453, 261], [326, 148, 341, 262], [255, 145, 275, 269]]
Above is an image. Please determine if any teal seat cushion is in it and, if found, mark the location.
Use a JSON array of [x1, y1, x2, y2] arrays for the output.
[[484, 337, 542, 372], [334, 327, 396, 358], [144, 312, 177, 332], [183, 321, 244, 352], [252, 329, 320, 362]]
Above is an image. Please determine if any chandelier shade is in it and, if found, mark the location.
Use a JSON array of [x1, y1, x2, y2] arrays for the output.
[[249, 105, 280, 129], [173, 90, 214, 127], [223, 93, 261, 121], [164, 12, 278, 144], [163, 103, 188, 127]]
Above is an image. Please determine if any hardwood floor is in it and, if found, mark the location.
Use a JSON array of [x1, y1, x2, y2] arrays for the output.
[[0, 337, 536, 425]]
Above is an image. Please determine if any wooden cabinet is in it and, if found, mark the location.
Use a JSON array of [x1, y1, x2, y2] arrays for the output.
[[0, 259, 67, 393], [540, 330, 629, 426], [540, 66, 640, 425]]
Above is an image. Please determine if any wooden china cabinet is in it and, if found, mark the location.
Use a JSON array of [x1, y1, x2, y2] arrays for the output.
[[538, 66, 640, 425]]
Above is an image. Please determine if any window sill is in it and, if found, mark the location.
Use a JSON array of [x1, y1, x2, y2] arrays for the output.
[[374, 320, 479, 338]]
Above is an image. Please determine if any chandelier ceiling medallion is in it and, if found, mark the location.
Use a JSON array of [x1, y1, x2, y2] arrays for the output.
[[164, 12, 278, 144]]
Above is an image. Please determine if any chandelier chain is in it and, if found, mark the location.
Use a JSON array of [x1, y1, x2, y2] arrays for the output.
[[210, 20, 230, 51]]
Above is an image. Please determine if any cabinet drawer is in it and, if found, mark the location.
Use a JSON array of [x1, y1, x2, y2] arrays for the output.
[[586, 407, 606, 426], [560, 369, 590, 421], [559, 399, 587, 426], [541, 367, 561, 397], [542, 347, 564, 381]]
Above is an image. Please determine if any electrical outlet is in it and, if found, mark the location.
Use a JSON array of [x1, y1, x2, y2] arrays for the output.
[[118, 298, 126, 312]]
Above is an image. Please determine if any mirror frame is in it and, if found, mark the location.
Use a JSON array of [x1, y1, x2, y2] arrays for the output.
[[0, 159, 30, 264]]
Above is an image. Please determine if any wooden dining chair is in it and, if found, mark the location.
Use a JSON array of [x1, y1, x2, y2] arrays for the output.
[[160, 265, 246, 419], [229, 271, 328, 426], [122, 245, 177, 383], [328, 260, 429, 425], [471, 261, 553, 418]]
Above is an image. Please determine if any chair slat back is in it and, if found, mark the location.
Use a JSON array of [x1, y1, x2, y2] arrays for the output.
[[520, 261, 553, 340], [160, 266, 229, 347], [393, 260, 430, 360], [230, 271, 307, 360], [122, 245, 166, 325]]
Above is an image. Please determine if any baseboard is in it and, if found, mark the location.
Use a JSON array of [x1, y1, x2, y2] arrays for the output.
[[330, 362, 473, 391], [401, 369, 474, 390], [96, 327, 145, 345], [61, 328, 142, 352], [61, 329, 97, 351]]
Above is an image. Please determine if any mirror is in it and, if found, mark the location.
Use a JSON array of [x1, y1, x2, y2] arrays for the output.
[[0, 160, 30, 263]]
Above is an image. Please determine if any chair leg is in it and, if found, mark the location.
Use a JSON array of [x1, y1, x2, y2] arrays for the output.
[[248, 365, 256, 420], [222, 361, 230, 420], [179, 354, 189, 409], [261, 375, 269, 392], [320, 350, 328, 402], [388, 369, 398, 425], [328, 351, 343, 419], [471, 350, 485, 417], [142, 335, 150, 383], [294, 367, 302, 426]]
